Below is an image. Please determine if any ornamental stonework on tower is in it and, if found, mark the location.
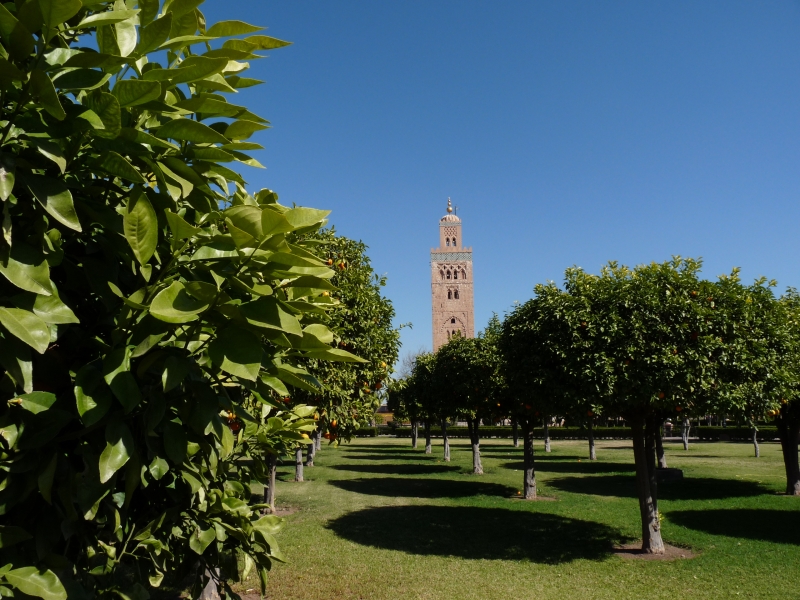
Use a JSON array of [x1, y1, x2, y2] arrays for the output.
[[431, 198, 475, 351]]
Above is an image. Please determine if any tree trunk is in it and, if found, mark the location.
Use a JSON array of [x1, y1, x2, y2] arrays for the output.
[[199, 567, 220, 600], [512, 419, 519, 448], [655, 420, 667, 469], [411, 421, 418, 449], [588, 419, 596, 460], [467, 418, 483, 474], [752, 426, 760, 458], [682, 417, 690, 451], [522, 418, 536, 499], [631, 414, 665, 553], [315, 431, 322, 451], [777, 414, 800, 496], [442, 419, 450, 462], [305, 432, 316, 467], [424, 419, 432, 454], [265, 453, 277, 513], [294, 447, 304, 482], [543, 418, 551, 453]]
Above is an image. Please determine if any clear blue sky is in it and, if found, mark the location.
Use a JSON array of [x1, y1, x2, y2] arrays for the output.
[[202, 1, 800, 364]]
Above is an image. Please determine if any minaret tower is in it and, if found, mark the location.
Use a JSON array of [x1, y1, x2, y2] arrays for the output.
[[431, 198, 475, 351]]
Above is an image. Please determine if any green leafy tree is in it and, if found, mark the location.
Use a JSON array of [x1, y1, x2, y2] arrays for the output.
[[0, 2, 353, 598], [405, 352, 437, 454], [773, 291, 800, 495], [290, 230, 400, 466]]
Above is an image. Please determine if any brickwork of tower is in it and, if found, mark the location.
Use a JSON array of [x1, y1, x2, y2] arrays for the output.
[[431, 199, 475, 351]]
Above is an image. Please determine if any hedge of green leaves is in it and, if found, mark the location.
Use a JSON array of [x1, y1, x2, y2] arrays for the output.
[[0, 2, 359, 599]]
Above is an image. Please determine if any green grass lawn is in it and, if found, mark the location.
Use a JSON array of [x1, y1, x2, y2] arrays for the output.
[[240, 437, 799, 600]]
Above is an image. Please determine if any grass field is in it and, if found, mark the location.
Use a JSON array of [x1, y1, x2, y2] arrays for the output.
[[239, 437, 799, 600]]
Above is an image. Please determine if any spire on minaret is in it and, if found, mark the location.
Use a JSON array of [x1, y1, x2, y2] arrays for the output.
[[447, 197, 453, 213]]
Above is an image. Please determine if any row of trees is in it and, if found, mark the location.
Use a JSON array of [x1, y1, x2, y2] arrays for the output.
[[393, 258, 800, 554], [0, 3, 399, 600]]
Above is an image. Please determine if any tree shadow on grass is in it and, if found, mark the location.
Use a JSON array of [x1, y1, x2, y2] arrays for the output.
[[327, 505, 623, 563], [329, 477, 515, 499], [343, 453, 439, 462], [329, 464, 459, 476], [548, 475, 771, 500], [500, 461, 634, 474], [667, 509, 800, 545]]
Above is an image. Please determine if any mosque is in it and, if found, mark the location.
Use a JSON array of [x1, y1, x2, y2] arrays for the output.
[[430, 199, 475, 351]]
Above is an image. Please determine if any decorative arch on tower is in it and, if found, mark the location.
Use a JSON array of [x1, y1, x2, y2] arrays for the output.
[[440, 315, 466, 340]]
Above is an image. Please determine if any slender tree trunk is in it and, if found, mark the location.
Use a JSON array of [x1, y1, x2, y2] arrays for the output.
[[315, 431, 322, 451], [588, 419, 597, 460], [752, 426, 760, 458], [467, 418, 483, 474], [442, 419, 450, 462], [682, 417, 690, 451], [522, 418, 536, 499], [631, 414, 665, 553], [199, 567, 220, 600], [305, 432, 316, 467], [512, 419, 519, 448], [424, 419, 432, 454], [411, 421, 418, 449], [777, 415, 800, 496], [294, 447, 304, 482], [655, 419, 668, 469], [265, 454, 277, 513], [543, 418, 551, 453]]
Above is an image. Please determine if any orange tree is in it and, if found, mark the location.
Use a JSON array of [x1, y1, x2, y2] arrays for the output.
[[772, 291, 800, 494], [288, 229, 400, 462], [0, 2, 349, 598], [395, 352, 438, 453], [499, 284, 585, 498]]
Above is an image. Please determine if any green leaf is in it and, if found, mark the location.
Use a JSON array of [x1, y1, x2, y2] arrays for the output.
[[303, 347, 367, 363], [225, 120, 268, 141], [206, 21, 264, 37], [208, 326, 263, 381], [162, 420, 187, 464], [124, 191, 158, 265], [241, 35, 292, 50], [39, 0, 82, 41], [53, 68, 109, 91], [29, 69, 65, 120], [139, 0, 159, 26], [10, 391, 56, 414], [0, 307, 50, 353], [0, 334, 32, 393], [155, 56, 228, 85], [85, 90, 121, 137], [158, 35, 217, 51], [155, 119, 229, 144], [284, 207, 331, 229], [38, 453, 57, 503], [150, 281, 210, 323], [113, 79, 162, 107], [32, 140, 66, 174], [0, 161, 15, 201], [135, 13, 172, 55], [165, 211, 200, 239], [103, 347, 141, 412], [189, 526, 216, 555], [74, 9, 139, 29], [27, 175, 81, 232], [99, 420, 134, 483], [99, 151, 145, 183], [30, 289, 78, 324], [0, 526, 32, 548], [4, 567, 66, 600], [0, 5, 34, 62], [0, 243, 52, 296], [162, 355, 190, 392], [240, 297, 302, 336], [148, 456, 169, 480], [115, 14, 137, 57], [75, 364, 112, 427]]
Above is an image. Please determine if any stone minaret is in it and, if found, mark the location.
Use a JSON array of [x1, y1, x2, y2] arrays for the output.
[[431, 198, 475, 351]]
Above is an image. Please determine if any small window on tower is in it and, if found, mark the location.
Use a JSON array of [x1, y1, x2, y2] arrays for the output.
[[446, 238, 450, 247], [453, 271, 458, 279], [454, 290, 460, 299], [447, 290, 452, 299], [446, 271, 451, 279], [453, 238, 457, 246], [451, 318, 456, 324], [462, 270, 467, 280], [439, 270, 444, 280]]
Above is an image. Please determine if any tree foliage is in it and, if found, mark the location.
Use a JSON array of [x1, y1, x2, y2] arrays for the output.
[[0, 2, 352, 598]]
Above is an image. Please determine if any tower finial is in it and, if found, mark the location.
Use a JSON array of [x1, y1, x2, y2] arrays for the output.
[[447, 197, 453, 213]]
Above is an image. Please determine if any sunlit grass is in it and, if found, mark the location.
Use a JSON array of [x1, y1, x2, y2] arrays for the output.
[[236, 437, 799, 600]]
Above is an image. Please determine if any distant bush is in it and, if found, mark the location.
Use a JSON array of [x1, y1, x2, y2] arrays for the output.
[[695, 426, 779, 441], [392, 426, 635, 439]]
